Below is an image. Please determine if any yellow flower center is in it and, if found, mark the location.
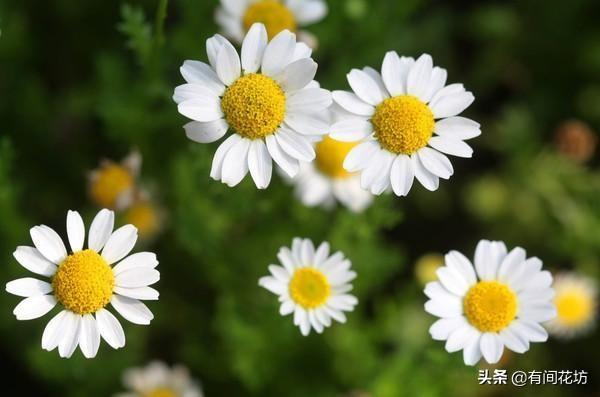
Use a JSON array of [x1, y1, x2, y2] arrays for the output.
[[463, 281, 517, 332], [289, 268, 331, 309], [90, 164, 134, 208], [243, 0, 297, 40], [555, 290, 594, 327], [144, 388, 178, 397], [52, 249, 114, 315], [414, 253, 444, 286], [221, 73, 286, 139], [315, 136, 358, 179], [372, 95, 435, 154], [124, 201, 159, 237]]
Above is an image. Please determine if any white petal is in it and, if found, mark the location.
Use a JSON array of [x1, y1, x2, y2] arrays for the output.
[[58, 311, 81, 358], [184, 119, 228, 143], [436, 266, 469, 296], [497, 247, 526, 284], [88, 209, 114, 252], [114, 286, 159, 300], [480, 333, 504, 364], [519, 304, 556, 322], [112, 252, 158, 275], [13, 246, 56, 276], [308, 310, 323, 333], [424, 281, 460, 301], [96, 308, 126, 348], [362, 67, 390, 99], [511, 319, 548, 343], [367, 151, 394, 195], [116, 268, 160, 288], [177, 96, 223, 123], [285, 113, 329, 136], [173, 83, 219, 104], [275, 128, 315, 161], [179, 60, 225, 96], [13, 295, 56, 320], [429, 316, 467, 341], [424, 297, 462, 318], [220, 0, 246, 16], [445, 251, 477, 286], [474, 240, 507, 281], [499, 325, 529, 354], [268, 265, 290, 282], [6, 278, 52, 297], [247, 139, 273, 189], [206, 34, 229, 70], [390, 154, 414, 196], [258, 276, 287, 295], [347, 69, 383, 106], [241, 23, 267, 73], [265, 134, 299, 177], [435, 117, 481, 140], [79, 314, 100, 358], [42, 310, 69, 351], [418, 147, 453, 179], [429, 83, 465, 107], [445, 324, 478, 353], [287, 88, 332, 113], [430, 91, 475, 119], [406, 53, 433, 102], [210, 134, 242, 181], [111, 295, 154, 325], [294, 0, 327, 24], [360, 150, 385, 190], [424, 67, 447, 103], [279, 300, 295, 315], [66, 210, 85, 253], [30, 225, 67, 264], [292, 42, 312, 61], [343, 140, 379, 172], [332, 90, 374, 116], [262, 30, 296, 77], [412, 154, 439, 191], [463, 334, 482, 366], [276, 58, 317, 92], [102, 225, 138, 265], [221, 137, 250, 187], [428, 136, 473, 158], [381, 51, 404, 96], [215, 40, 240, 86], [329, 118, 373, 142]]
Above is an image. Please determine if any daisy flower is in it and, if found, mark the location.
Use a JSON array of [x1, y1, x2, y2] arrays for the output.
[[215, 0, 327, 47], [291, 135, 373, 212], [331, 52, 480, 196], [424, 240, 556, 365], [259, 238, 358, 335], [89, 150, 141, 210], [545, 272, 597, 339], [5, 209, 159, 358], [123, 193, 164, 241], [116, 361, 203, 397], [173, 23, 331, 189]]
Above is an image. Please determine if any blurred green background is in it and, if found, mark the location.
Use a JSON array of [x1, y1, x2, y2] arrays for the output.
[[0, 0, 599, 395]]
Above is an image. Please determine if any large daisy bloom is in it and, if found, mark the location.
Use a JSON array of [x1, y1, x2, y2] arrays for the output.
[[259, 238, 358, 335], [116, 361, 203, 397], [291, 135, 373, 212], [88, 150, 141, 210], [545, 272, 597, 339], [173, 23, 331, 189], [215, 0, 327, 47], [5, 209, 159, 358], [424, 240, 556, 365], [331, 52, 480, 196]]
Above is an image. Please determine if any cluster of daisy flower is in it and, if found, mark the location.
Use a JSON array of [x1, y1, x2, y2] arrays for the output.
[[4, 3, 598, 396]]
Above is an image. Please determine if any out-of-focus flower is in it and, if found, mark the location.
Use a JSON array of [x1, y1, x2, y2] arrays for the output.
[[89, 151, 141, 210], [331, 52, 480, 196], [414, 253, 444, 286], [5, 209, 159, 358], [116, 361, 203, 397], [545, 272, 597, 339], [259, 238, 358, 335], [123, 197, 163, 240], [554, 119, 597, 163], [215, 0, 327, 47], [291, 135, 373, 212], [173, 23, 331, 189], [425, 240, 556, 365]]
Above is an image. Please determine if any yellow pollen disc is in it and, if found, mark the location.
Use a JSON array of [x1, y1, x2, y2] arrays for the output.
[[221, 73, 286, 139], [124, 201, 159, 237], [315, 136, 358, 179], [463, 281, 517, 332], [372, 95, 435, 154], [243, 0, 297, 40], [144, 388, 178, 397], [90, 164, 134, 208], [52, 249, 114, 315], [289, 268, 331, 309], [555, 291, 594, 327]]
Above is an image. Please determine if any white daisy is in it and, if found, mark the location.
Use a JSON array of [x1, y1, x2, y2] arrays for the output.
[[259, 238, 358, 335], [215, 0, 327, 47], [424, 239, 556, 365], [88, 150, 141, 210], [116, 361, 203, 397], [173, 23, 331, 189], [5, 209, 159, 358], [331, 52, 480, 196], [545, 272, 597, 339]]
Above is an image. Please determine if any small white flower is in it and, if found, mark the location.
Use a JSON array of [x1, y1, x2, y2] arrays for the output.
[[116, 361, 203, 397], [425, 239, 556, 365], [174, 23, 331, 189], [259, 238, 358, 335], [331, 52, 480, 196], [545, 272, 597, 339], [88, 150, 142, 210], [5, 209, 159, 358], [215, 0, 327, 47]]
